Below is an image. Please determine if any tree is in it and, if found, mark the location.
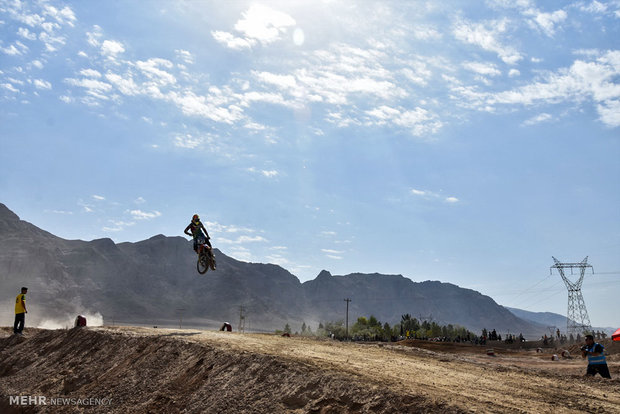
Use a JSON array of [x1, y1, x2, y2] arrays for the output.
[[324, 320, 346, 339], [284, 323, 291, 334]]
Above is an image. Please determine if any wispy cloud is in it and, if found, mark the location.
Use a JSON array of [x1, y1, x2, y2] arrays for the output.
[[462, 61, 501, 77], [522, 112, 553, 126], [322, 249, 344, 255], [411, 188, 460, 204], [261, 170, 278, 178], [448, 50, 620, 127], [129, 209, 161, 220], [525, 9, 567, 37], [102, 220, 135, 232], [218, 235, 268, 244], [453, 18, 522, 64], [33, 79, 51, 89]]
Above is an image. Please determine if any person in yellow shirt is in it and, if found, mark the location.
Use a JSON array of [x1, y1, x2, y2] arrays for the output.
[[14, 287, 27, 335]]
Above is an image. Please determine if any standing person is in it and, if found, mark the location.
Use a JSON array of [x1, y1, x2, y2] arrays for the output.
[[14, 287, 28, 335], [581, 334, 611, 378]]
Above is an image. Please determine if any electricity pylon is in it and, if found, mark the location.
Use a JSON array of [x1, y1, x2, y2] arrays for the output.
[[550, 256, 593, 336]]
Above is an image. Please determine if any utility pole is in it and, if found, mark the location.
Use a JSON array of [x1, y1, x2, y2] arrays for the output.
[[344, 298, 351, 340], [550, 256, 594, 336], [238, 305, 246, 333]]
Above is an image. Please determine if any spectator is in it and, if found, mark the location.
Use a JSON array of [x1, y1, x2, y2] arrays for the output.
[[582, 334, 611, 379], [14, 287, 28, 335]]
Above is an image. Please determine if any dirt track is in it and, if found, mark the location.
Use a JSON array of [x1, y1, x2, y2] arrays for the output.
[[1, 327, 619, 413]]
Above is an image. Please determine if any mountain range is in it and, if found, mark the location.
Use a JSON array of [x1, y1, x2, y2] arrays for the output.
[[1, 202, 548, 336]]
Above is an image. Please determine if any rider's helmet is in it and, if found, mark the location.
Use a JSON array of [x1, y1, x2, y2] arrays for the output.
[[192, 214, 200, 223]]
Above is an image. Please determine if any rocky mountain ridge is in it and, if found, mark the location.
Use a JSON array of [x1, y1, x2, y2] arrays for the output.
[[0, 203, 541, 335]]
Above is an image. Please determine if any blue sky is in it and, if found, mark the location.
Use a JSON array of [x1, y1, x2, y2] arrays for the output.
[[1, 0, 619, 327]]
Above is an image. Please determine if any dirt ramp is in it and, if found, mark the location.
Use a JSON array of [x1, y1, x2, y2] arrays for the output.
[[0, 328, 450, 413]]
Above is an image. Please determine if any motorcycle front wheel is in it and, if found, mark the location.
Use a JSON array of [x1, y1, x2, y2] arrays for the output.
[[197, 252, 209, 274]]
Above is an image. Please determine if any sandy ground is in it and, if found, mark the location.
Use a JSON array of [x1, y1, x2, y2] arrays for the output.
[[0, 326, 619, 413]]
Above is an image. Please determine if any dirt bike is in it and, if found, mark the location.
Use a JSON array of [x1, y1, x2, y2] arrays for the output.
[[197, 242, 216, 274]]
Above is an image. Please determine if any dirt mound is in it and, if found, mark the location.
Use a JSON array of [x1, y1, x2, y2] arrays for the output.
[[0, 328, 450, 413], [1, 327, 619, 413]]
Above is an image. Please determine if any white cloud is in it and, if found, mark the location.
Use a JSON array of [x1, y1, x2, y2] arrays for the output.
[[525, 9, 567, 37], [580, 1, 607, 14], [523, 112, 553, 126], [219, 235, 268, 244], [101, 39, 125, 58], [167, 91, 243, 123], [453, 19, 522, 65], [103, 220, 135, 232], [254, 71, 298, 89], [64, 77, 112, 100], [463, 61, 501, 76], [450, 51, 620, 128], [80, 68, 102, 78], [45, 209, 73, 215], [211, 30, 254, 50], [205, 222, 257, 234], [321, 249, 344, 255], [597, 100, 620, 127], [135, 58, 176, 85], [1, 83, 20, 93], [175, 49, 194, 64], [174, 133, 203, 149], [401, 64, 432, 86], [32, 79, 51, 89], [86, 26, 103, 47], [105, 73, 140, 96], [365, 105, 442, 136], [411, 188, 459, 204], [92, 195, 105, 200], [1, 43, 26, 55], [234, 4, 296, 45], [43, 4, 76, 27], [213, 4, 296, 50], [17, 27, 36, 40], [261, 170, 279, 178], [129, 209, 162, 220]]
